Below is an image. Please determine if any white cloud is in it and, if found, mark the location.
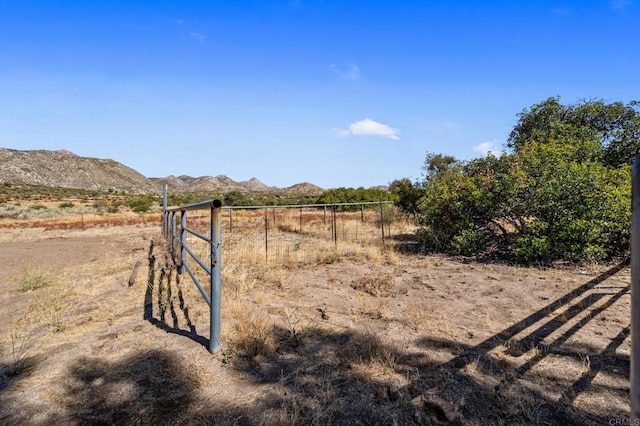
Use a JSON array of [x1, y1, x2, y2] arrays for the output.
[[329, 63, 361, 80], [189, 32, 206, 42], [331, 118, 400, 141], [473, 140, 498, 155]]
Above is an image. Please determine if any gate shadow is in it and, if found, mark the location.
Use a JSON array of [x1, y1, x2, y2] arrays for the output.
[[143, 239, 207, 348]]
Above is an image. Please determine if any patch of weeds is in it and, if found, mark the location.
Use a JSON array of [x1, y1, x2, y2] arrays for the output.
[[20, 268, 55, 292], [281, 308, 308, 346], [351, 271, 394, 297], [29, 204, 47, 210], [59, 202, 74, 208]]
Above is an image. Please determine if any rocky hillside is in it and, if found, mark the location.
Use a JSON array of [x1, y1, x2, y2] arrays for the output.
[[0, 148, 326, 196], [0, 148, 158, 194], [151, 175, 323, 196]]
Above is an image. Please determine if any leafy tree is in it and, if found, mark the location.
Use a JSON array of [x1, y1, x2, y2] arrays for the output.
[[413, 96, 636, 263], [389, 178, 423, 217], [508, 96, 640, 167]]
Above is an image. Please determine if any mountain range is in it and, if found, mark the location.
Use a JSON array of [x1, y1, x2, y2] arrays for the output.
[[0, 148, 324, 195]]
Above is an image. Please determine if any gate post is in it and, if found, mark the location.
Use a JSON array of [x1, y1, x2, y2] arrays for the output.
[[631, 157, 640, 420], [209, 200, 223, 353]]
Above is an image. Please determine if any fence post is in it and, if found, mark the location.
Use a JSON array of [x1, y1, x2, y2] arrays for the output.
[[264, 208, 269, 260], [209, 200, 223, 354], [171, 212, 177, 255], [229, 209, 233, 233], [324, 205, 327, 224], [379, 198, 386, 251], [631, 156, 640, 421], [180, 211, 187, 274], [162, 185, 168, 238]]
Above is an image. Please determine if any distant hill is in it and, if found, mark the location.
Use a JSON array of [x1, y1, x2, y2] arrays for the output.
[[0, 147, 327, 196], [0, 148, 158, 193]]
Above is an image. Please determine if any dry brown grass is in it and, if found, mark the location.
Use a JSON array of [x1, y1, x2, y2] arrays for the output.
[[351, 270, 395, 297], [0, 209, 632, 425]]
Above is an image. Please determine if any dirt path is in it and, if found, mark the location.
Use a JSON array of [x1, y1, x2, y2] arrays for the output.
[[0, 224, 632, 425]]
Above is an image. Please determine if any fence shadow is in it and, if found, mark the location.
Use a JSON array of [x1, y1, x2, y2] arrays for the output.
[[144, 239, 207, 348]]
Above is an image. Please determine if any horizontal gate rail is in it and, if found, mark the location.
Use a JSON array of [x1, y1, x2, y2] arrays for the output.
[[162, 190, 222, 354]]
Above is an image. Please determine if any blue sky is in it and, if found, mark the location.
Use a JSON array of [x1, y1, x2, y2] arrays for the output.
[[0, 1, 638, 189]]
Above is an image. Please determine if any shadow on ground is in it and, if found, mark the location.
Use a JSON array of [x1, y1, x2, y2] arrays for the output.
[[1, 255, 628, 425], [144, 239, 208, 348]]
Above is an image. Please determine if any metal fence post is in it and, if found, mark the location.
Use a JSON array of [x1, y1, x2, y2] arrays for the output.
[[631, 156, 640, 421], [264, 208, 269, 260], [180, 211, 187, 274], [171, 212, 177, 255], [379, 198, 386, 251], [210, 200, 223, 353]]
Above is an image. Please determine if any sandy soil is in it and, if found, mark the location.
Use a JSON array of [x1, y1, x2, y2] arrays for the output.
[[0, 223, 631, 425]]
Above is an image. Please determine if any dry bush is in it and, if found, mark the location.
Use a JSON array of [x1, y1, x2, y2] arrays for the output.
[[228, 311, 274, 360], [403, 300, 434, 332], [351, 271, 394, 297], [336, 331, 398, 371], [19, 267, 56, 292]]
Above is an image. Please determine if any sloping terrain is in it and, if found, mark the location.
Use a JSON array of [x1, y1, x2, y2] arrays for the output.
[[0, 148, 326, 196], [0, 148, 158, 194]]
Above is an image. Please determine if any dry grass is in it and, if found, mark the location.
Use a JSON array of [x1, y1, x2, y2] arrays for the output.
[[0, 210, 632, 425], [351, 270, 395, 297], [19, 267, 56, 292]]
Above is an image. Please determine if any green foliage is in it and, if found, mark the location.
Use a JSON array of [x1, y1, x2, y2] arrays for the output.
[[389, 178, 422, 217], [317, 187, 391, 204], [58, 202, 74, 208], [413, 96, 636, 263], [29, 204, 47, 210], [509, 96, 640, 167], [128, 196, 153, 213]]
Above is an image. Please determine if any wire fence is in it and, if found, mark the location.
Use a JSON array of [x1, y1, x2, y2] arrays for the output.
[[180, 201, 415, 268]]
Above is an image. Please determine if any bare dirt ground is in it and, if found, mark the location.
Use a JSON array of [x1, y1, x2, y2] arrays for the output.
[[0, 222, 631, 425]]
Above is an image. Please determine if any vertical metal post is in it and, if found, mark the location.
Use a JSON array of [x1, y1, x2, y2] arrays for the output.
[[324, 205, 327, 224], [163, 184, 168, 211], [631, 156, 640, 421], [361, 205, 365, 222], [171, 212, 177, 255], [299, 206, 303, 233], [273, 207, 277, 224], [180, 211, 187, 273], [210, 200, 223, 354], [229, 209, 233, 233], [264, 208, 268, 260], [379, 198, 386, 251]]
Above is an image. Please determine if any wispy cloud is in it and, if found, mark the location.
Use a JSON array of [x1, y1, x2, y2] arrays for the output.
[[329, 63, 361, 80], [331, 118, 400, 141], [189, 32, 206, 42], [611, 0, 632, 10], [473, 139, 498, 155]]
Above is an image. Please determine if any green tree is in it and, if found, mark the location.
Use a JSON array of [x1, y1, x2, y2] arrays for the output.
[[389, 178, 423, 217], [414, 96, 636, 263], [508, 96, 640, 167]]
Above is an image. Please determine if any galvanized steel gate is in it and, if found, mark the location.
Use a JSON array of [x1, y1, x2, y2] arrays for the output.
[[162, 186, 223, 353]]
